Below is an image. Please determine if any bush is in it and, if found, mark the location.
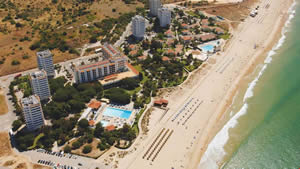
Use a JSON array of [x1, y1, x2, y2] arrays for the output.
[[11, 60, 20, 65], [119, 78, 139, 90], [22, 55, 29, 59], [72, 141, 81, 149], [82, 145, 92, 154], [12, 120, 23, 131], [64, 145, 71, 153], [78, 119, 89, 129], [89, 36, 97, 43]]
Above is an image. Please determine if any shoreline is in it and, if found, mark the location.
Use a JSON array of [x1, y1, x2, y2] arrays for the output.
[[191, 0, 295, 168]]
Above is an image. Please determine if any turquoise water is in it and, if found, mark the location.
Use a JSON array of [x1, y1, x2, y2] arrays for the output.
[[200, 44, 214, 53], [102, 107, 132, 119], [221, 2, 300, 168]]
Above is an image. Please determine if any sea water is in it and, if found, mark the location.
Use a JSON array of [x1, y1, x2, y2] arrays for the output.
[[199, 1, 300, 168]]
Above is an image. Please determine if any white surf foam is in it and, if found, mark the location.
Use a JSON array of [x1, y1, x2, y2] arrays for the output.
[[243, 2, 296, 102], [198, 2, 297, 168], [199, 104, 249, 169]]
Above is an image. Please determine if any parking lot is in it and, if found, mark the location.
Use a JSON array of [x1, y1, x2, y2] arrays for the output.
[[22, 149, 109, 169]]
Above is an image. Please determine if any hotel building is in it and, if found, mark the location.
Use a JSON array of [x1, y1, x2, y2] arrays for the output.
[[158, 7, 171, 27], [30, 70, 51, 101], [149, 0, 161, 16], [37, 49, 55, 77], [132, 15, 146, 39], [21, 95, 45, 131], [74, 44, 128, 84]]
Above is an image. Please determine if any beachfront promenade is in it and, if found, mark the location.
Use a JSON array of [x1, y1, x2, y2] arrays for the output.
[[114, 0, 293, 168]]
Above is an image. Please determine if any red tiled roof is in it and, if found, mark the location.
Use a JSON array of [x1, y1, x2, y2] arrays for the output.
[[201, 19, 209, 25], [129, 44, 137, 50], [106, 125, 115, 131], [214, 27, 225, 34], [154, 100, 163, 105], [154, 98, 169, 105], [104, 74, 118, 81], [181, 36, 193, 41], [127, 63, 139, 75], [88, 100, 102, 109], [162, 56, 171, 61], [129, 50, 138, 56], [138, 55, 147, 61], [89, 120, 95, 126], [199, 33, 217, 41], [167, 49, 175, 54], [181, 23, 188, 28], [161, 99, 168, 104], [77, 60, 110, 71]]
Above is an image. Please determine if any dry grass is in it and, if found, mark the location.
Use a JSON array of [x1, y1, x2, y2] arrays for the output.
[[0, 0, 143, 76], [0, 94, 8, 115], [200, 0, 259, 22], [69, 138, 105, 158], [0, 132, 51, 169], [0, 133, 13, 157]]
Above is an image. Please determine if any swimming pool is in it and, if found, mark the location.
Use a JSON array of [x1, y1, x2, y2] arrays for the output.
[[103, 107, 132, 119], [101, 120, 109, 127], [199, 44, 215, 53]]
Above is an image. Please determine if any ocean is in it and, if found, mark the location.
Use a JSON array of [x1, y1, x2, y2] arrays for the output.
[[199, 1, 300, 169]]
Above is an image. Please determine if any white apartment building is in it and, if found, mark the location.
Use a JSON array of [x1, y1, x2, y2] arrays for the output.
[[158, 7, 171, 27], [21, 95, 45, 131], [149, 0, 161, 16], [74, 44, 128, 84], [132, 15, 146, 39], [37, 49, 55, 77], [30, 70, 51, 101]]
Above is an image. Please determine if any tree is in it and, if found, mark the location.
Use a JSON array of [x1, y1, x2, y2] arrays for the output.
[[94, 122, 104, 138], [89, 36, 97, 43], [64, 145, 71, 153], [119, 78, 139, 90], [12, 120, 23, 131], [78, 119, 89, 129], [104, 88, 131, 104], [72, 141, 81, 149], [82, 145, 92, 154]]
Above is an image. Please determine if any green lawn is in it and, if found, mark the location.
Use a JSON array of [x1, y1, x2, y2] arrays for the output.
[[28, 133, 44, 150], [220, 33, 231, 40]]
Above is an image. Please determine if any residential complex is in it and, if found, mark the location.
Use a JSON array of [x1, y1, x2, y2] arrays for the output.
[[37, 49, 55, 77], [21, 95, 45, 131], [132, 15, 146, 39], [74, 44, 128, 84], [30, 70, 51, 101], [149, 0, 161, 16], [158, 7, 171, 27]]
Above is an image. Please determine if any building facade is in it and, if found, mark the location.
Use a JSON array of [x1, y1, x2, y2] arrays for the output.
[[37, 49, 55, 77], [21, 95, 45, 131], [131, 15, 146, 39], [149, 0, 161, 16], [74, 44, 128, 84], [30, 70, 51, 101], [158, 7, 171, 27]]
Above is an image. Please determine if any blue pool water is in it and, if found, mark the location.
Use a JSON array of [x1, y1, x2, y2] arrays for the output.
[[101, 120, 109, 127], [200, 44, 215, 53], [103, 107, 132, 119]]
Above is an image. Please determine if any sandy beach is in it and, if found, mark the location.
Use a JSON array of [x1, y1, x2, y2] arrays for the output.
[[97, 0, 295, 168]]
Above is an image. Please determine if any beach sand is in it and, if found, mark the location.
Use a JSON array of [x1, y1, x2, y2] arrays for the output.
[[99, 0, 294, 168]]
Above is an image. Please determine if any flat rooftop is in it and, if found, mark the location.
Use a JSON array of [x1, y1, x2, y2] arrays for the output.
[[21, 95, 40, 106]]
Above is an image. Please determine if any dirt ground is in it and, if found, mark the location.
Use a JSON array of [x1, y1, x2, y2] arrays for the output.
[[0, 132, 50, 169], [0, 92, 8, 115], [69, 138, 105, 158], [198, 0, 259, 28]]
